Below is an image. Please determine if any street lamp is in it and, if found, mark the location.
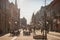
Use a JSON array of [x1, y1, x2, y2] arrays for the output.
[[9, 21, 11, 24], [43, 0, 48, 40], [46, 21, 48, 24], [15, 21, 17, 24], [9, 21, 11, 33], [15, 21, 17, 27]]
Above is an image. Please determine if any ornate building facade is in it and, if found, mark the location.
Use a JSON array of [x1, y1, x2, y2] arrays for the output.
[[20, 17, 27, 29], [31, 0, 60, 32], [0, 0, 10, 34], [0, 0, 20, 34], [9, 0, 20, 32]]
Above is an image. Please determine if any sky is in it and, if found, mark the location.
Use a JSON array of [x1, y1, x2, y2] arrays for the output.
[[9, 0, 53, 24]]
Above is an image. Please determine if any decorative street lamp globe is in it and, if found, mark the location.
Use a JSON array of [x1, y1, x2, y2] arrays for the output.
[[15, 21, 17, 24]]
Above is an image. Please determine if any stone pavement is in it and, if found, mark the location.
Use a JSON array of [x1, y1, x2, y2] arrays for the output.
[[0, 30, 60, 40], [0, 33, 13, 40], [16, 30, 34, 40], [48, 31, 60, 40], [35, 30, 60, 40], [49, 31, 60, 37]]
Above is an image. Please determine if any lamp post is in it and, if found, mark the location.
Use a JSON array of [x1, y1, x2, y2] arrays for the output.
[[43, 0, 48, 40], [15, 21, 17, 24], [9, 21, 11, 33]]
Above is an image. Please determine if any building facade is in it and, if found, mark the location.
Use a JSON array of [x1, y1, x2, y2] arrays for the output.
[[31, 0, 60, 32], [20, 17, 27, 29], [46, 0, 60, 32], [9, 0, 20, 32], [0, 0, 20, 34], [0, 0, 10, 34]]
